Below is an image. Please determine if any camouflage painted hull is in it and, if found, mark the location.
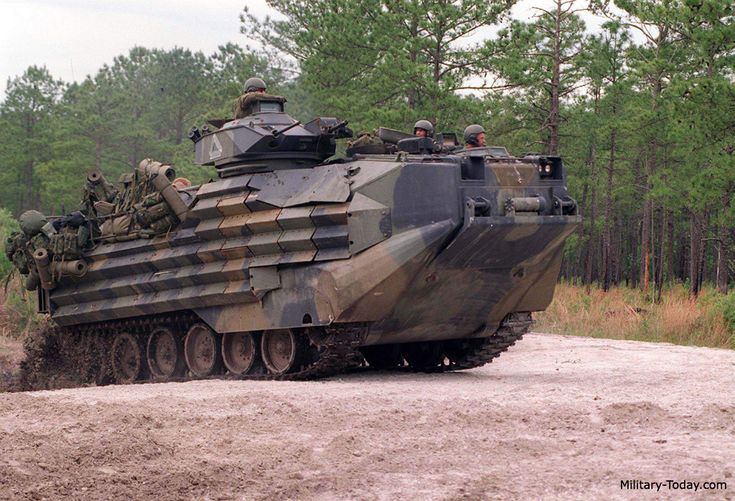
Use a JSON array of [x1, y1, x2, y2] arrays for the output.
[[49, 154, 580, 346]]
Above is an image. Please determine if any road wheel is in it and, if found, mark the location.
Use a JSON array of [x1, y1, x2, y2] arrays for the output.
[[111, 332, 145, 383], [261, 329, 299, 375], [222, 332, 257, 376], [147, 327, 186, 380], [184, 323, 222, 378]]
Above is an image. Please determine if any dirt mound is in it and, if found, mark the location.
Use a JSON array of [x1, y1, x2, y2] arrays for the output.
[[0, 337, 24, 392], [600, 401, 670, 426], [0, 355, 19, 392], [17, 326, 110, 391]]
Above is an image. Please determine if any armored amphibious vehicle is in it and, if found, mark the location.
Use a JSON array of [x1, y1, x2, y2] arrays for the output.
[[9, 93, 581, 383]]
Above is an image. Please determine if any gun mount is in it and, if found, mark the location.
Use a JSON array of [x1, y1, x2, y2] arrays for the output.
[[193, 93, 352, 176]]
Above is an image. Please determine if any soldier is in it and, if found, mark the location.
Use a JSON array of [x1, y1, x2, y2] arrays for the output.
[[234, 77, 269, 118], [463, 124, 486, 148], [413, 120, 434, 138], [244, 77, 267, 93]]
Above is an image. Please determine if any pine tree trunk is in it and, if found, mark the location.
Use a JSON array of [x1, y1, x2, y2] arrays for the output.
[[666, 210, 675, 283], [655, 207, 666, 302], [602, 128, 616, 291], [716, 194, 731, 293], [629, 218, 639, 288], [583, 117, 598, 288], [641, 197, 652, 294], [613, 216, 622, 284], [640, 67, 663, 294], [689, 211, 705, 297], [546, 0, 562, 155]]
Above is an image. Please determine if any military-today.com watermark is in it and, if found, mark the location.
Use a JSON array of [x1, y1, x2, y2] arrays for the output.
[[621, 480, 727, 492]]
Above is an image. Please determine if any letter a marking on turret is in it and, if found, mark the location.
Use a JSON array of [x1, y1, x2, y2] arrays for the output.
[[209, 134, 223, 160]]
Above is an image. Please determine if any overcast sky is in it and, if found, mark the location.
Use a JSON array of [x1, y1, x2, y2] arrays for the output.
[[1, 0, 605, 97], [0, 0, 273, 95]]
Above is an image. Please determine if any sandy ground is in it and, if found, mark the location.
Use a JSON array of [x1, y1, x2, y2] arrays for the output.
[[0, 333, 733, 500]]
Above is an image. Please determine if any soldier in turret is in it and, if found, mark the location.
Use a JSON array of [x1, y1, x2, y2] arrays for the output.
[[233, 77, 271, 118], [413, 120, 434, 138], [463, 124, 486, 149]]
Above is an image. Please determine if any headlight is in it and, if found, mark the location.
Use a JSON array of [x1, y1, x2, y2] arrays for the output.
[[539, 161, 555, 178]]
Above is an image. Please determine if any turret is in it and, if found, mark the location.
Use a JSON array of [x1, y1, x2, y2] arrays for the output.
[[190, 93, 351, 177]]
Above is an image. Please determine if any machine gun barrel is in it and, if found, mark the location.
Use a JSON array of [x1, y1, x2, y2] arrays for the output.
[[272, 121, 302, 137], [326, 120, 348, 133]]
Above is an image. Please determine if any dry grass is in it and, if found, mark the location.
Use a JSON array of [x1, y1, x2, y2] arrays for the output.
[[0, 276, 47, 391], [536, 283, 735, 349], [0, 275, 46, 339]]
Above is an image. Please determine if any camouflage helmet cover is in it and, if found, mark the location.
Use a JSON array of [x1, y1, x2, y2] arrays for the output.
[[244, 77, 267, 93], [19, 210, 47, 236], [463, 124, 485, 144], [413, 119, 434, 135]]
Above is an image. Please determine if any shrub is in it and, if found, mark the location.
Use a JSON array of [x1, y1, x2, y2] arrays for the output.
[[715, 293, 735, 332], [0, 208, 20, 279], [0, 209, 43, 339]]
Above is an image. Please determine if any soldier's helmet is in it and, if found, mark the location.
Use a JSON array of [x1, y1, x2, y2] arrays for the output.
[[463, 124, 485, 146], [19, 210, 47, 236], [244, 77, 267, 93], [413, 119, 434, 137]]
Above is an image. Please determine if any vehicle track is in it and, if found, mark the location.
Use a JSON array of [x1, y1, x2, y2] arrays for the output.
[[19, 313, 532, 389]]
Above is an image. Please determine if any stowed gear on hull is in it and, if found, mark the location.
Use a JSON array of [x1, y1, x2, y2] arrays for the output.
[[10, 91, 580, 385]]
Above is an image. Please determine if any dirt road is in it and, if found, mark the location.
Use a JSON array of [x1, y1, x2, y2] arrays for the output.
[[1, 333, 733, 500]]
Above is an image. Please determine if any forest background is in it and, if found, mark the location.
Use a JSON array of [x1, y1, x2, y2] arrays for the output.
[[0, 0, 733, 347]]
